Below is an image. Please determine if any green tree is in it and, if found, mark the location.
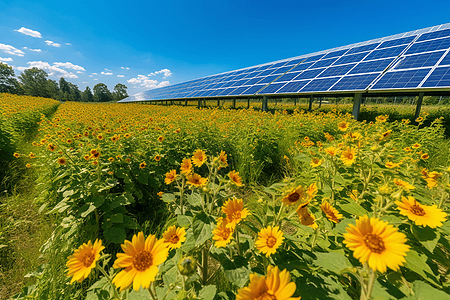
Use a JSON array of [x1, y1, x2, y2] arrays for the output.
[[59, 77, 70, 94], [68, 82, 81, 101], [46, 79, 60, 99], [18, 67, 50, 98], [81, 86, 94, 102], [112, 83, 128, 101], [93, 83, 112, 102], [0, 62, 21, 94]]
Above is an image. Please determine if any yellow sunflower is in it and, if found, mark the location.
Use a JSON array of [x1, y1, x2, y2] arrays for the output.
[[306, 183, 318, 200], [310, 157, 323, 167], [325, 146, 339, 156], [320, 200, 343, 223], [255, 226, 284, 257], [139, 161, 147, 169], [340, 147, 356, 166], [236, 265, 300, 300], [395, 196, 447, 228], [164, 169, 177, 185], [186, 173, 208, 187], [393, 178, 415, 190], [57, 157, 67, 165], [282, 186, 306, 206], [337, 121, 349, 131], [212, 217, 234, 248], [296, 204, 318, 229], [180, 158, 193, 175], [66, 239, 104, 283], [222, 198, 250, 228], [218, 150, 228, 167], [343, 216, 410, 273], [112, 232, 169, 291], [192, 149, 207, 167], [385, 161, 400, 168], [228, 170, 243, 186], [162, 226, 186, 250]]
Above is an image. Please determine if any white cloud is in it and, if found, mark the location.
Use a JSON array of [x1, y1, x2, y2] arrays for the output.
[[16, 27, 42, 38], [66, 43, 72, 46], [45, 40, 61, 47], [19, 61, 78, 78], [127, 75, 170, 89], [76, 71, 83, 74], [82, 81, 89, 83], [121, 66, 130, 70], [0, 57, 13, 62], [54, 62, 85, 71], [0, 43, 25, 56], [117, 75, 125, 77], [94, 78, 98, 81], [104, 68, 112, 71], [148, 68, 172, 78], [89, 75, 93, 77], [92, 72, 98, 75], [23, 47, 42, 52], [101, 71, 113, 75]]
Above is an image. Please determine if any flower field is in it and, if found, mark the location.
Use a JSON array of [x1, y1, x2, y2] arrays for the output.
[[3, 96, 450, 299]]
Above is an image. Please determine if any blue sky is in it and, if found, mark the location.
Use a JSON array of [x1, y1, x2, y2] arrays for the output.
[[1, 0, 450, 96]]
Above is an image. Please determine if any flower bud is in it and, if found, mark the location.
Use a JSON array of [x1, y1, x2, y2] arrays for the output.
[[178, 256, 197, 276]]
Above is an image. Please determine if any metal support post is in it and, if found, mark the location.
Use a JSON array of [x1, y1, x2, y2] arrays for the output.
[[247, 98, 250, 109], [308, 95, 313, 112], [414, 92, 425, 123], [352, 93, 363, 120], [185, 99, 188, 106], [232, 98, 236, 109], [262, 96, 268, 112], [197, 99, 201, 109], [294, 98, 297, 106], [217, 99, 220, 107]]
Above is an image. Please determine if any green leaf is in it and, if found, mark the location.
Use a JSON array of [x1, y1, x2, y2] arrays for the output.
[[192, 212, 214, 247], [334, 218, 356, 234], [412, 225, 440, 253], [221, 256, 251, 288], [128, 287, 152, 300], [137, 172, 148, 184], [405, 250, 437, 284], [403, 281, 450, 300], [314, 251, 353, 274], [199, 285, 216, 300], [104, 225, 126, 243], [339, 199, 368, 217], [180, 228, 195, 253], [111, 213, 123, 223], [186, 193, 202, 207], [177, 215, 192, 228], [79, 203, 96, 218], [162, 193, 176, 203]]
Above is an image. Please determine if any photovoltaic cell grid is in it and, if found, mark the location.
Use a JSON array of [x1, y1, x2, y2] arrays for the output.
[[120, 24, 450, 102]]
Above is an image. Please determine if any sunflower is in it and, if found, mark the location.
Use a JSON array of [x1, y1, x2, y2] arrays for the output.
[[139, 161, 147, 169], [421, 153, 429, 160], [340, 147, 356, 166], [255, 226, 284, 257], [379, 130, 392, 141], [310, 157, 323, 167], [212, 217, 234, 248], [228, 170, 243, 186], [393, 178, 415, 190], [306, 183, 318, 200], [375, 115, 388, 123], [26, 163, 31, 168], [57, 157, 67, 165], [218, 150, 228, 167], [29, 152, 36, 159], [13, 152, 19, 158], [112, 232, 169, 291], [90, 149, 100, 159], [396, 196, 447, 228], [222, 198, 250, 228], [282, 186, 306, 206], [164, 169, 177, 185], [154, 155, 161, 162], [337, 121, 349, 131], [424, 171, 442, 188], [236, 265, 300, 300], [66, 239, 104, 283], [162, 226, 186, 250], [325, 146, 339, 156], [412, 143, 421, 149], [343, 216, 410, 273], [186, 173, 208, 187], [157, 136, 164, 142], [297, 205, 318, 229], [385, 161, 400, 168], [320, 200, 343, 223], [180, 158, 193, 175], [192, 149, 207, 167]]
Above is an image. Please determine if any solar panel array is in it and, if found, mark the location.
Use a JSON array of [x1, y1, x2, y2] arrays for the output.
[[120, 23, 450, 102]]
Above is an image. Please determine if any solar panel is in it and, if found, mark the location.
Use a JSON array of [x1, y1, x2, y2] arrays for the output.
[[119, 23, 450, 102]]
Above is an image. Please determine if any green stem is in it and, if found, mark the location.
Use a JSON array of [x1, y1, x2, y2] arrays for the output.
[[96, 264, 121, 299], [148, 282, 158, 300], [438, 191, 448, 209], [311, 227, 319, 251], [365, 269, 376, 300], [235, 228, 241, 256], [202, 247, 208, 285], [273, 202, 284, 227]]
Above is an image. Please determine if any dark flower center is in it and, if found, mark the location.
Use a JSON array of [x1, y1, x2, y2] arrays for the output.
[[267, 236, 277, 248], [169, 234, 179, 244], [133, 251, 153, 271], [364, 233, 385, 253], [288, 192, 300, 202], [82, 253, 95, 267], [410, 204, 426, 216], [257, 292, 277, 300]]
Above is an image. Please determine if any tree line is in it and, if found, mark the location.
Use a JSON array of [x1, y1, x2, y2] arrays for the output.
[[0, 62, 128, 102]]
